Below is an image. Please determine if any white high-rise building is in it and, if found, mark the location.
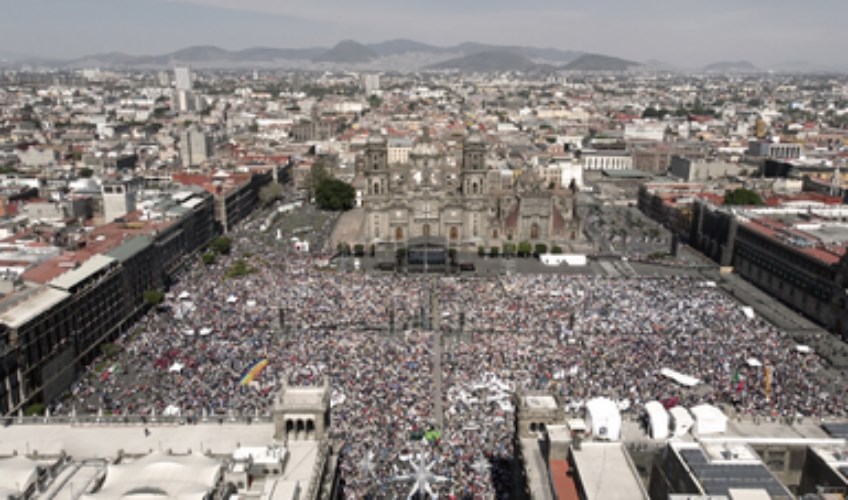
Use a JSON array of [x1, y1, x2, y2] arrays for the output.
[[102, 179, 138, 223], [174, 67, 193, 91], [362, 73, 380, 95], [179, 128, 212, 167]]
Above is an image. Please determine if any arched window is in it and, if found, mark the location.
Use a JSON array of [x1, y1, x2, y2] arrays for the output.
[[423, 224, 431, 238], [395, 226, 404, 241], [493, 229, 499, 239], [530, 223, 540, 240], [472, 182, 478, 194], [450, 227, 459, 241]]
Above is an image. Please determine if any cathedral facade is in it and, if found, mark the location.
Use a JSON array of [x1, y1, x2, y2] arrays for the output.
[[358, 135, 582, 251]]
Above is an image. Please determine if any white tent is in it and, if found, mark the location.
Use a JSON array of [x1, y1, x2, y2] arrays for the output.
[[585, 397, 622, 441], [746, 358, 762, 367], [690, 404, 727, 436], [795, 344, 813, 354], [178, 291, 190, 300], [660, 368, 700, 387], [163, 404, 180, 417], [741, 306, 755, 320], [81, 452, 222, 500], [199, 327, 212, 337], [645, 401, 670, 440], [669, 406, 694, 437], [226, 295, 238, 304], [0, 456, 39, 498], [168, 362, 184, 373]]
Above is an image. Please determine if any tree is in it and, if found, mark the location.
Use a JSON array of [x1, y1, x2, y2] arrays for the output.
[[101, 342, 119, 359], [25, 403, 45, 416], [202, 252, 216, 265], [226, 259, 255, 279], [490, 247, 500, 257], [478, 246, 486, 257], [502, 242, 516, 257], [78, 167, 94, 178], [551, 245, 563, 254], [534, 243, 548, 255], [723, 188, 763, 206], [259, 182, 284, 205], [210, 236, 232, 255], [517, 241, 533, 257], [315, 178, 355, 210], [353, 244, 365, 257], [143, 289, 165, 306], [368, 95, 382, 109]]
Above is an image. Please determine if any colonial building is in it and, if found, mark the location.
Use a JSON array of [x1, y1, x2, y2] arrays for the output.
[[359, 135, 582, 250]]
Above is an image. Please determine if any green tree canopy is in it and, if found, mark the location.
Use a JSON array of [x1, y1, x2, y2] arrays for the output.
[[210, 236, 232, 255], [259, 182, 284, 205], [315, 178, 355, 210], [143, 289, 165, 306], [723, 188, 764, 206]]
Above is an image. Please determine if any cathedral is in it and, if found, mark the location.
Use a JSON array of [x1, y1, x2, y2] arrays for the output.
[[358, 134, 582, 251]]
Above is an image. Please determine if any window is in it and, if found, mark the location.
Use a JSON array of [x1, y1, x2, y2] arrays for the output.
[[530, 223, 539, 240], [395, 227, 403, 241], [450, 227, 459, 241], [423, 224, 431, 238]]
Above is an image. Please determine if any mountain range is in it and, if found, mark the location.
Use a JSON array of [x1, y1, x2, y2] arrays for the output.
[[3, 39, 845, 74], [4, 39, 641, 72]]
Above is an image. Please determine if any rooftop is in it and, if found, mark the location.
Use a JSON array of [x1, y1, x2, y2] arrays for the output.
[[570, 442, 647, 500]]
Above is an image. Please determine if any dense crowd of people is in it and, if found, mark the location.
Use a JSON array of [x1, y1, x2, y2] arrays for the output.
[[54, 204, 848, 498]]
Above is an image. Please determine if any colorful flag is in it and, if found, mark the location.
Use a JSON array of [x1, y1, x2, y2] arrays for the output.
[[239, 359, 269, 386]]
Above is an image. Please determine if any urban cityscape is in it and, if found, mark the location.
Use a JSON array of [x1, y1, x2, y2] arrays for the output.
[[0, 8, 848, 499]]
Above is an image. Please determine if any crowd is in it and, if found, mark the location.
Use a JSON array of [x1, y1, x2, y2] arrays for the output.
[[54, 204, 848, 499]]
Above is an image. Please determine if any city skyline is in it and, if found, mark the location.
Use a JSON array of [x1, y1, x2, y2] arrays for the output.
[[2, 0, 847, 69]]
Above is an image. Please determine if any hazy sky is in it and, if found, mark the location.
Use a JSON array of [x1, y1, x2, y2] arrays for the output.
[[3, 0, 846, 67]]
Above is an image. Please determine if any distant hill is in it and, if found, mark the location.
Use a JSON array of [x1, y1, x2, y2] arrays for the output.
[[643, 59, 680, 72], [367, 39, 443, 56], [563, 53, 640, 71], [313, 40, 377, 63], [426, 50, 544, 72], [702, 60, 760, 73], [234, 47, 324, 61]]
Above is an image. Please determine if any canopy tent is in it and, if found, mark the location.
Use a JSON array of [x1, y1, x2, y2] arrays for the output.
[[198, 327, 212, 337], [645, 401, 670, 440], [669, 406, 694, 437], [0, 456, 39, 498], [81, 452, 221, 500], [795, 344, 813, 354], [168, 362, 184, 373], [226, 295, 238, 304], [690, 404, 727, 436], [746, 358, 762, 367], [660, 368, 700, 387], [162, 405, 180, 417], [178, 291, 190, 300], [585, 397, 621, 441], [741, 306, 755, 320]]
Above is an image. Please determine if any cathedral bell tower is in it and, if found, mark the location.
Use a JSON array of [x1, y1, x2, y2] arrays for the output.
[[461, 134, 486, 196], [364, 134, 389, 196]]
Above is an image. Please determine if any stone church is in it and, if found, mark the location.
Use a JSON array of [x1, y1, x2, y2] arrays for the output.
[[358, 134, 582, 251]]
